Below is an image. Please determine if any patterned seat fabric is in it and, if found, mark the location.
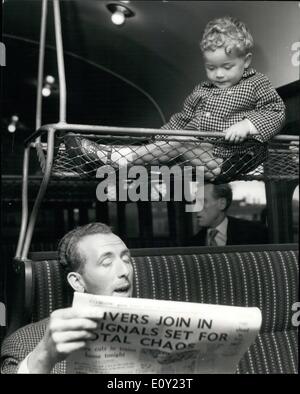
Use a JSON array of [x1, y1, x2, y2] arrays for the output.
[[132, 250, 298, 374], [21, 248, 299, 373]]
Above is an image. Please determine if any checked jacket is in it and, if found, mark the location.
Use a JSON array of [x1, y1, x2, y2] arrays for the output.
[[160, 68, 286, 159]]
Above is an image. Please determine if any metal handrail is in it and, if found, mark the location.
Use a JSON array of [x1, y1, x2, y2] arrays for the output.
[[15, 0, 48, 259], [25, 122, 300, 144], [15, 147, 30, 259], [20, 130, 56, 260], [16, 0, 67, 260], [35, 0, 48, 133], [53, 0, 67, 123]]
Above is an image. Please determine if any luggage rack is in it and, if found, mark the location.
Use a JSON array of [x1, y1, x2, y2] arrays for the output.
[[30, 123, 298, 183], [15, 0, 299, 261]]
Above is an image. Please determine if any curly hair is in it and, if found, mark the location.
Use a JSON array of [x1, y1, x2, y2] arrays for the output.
[[200, 16, 254, 56], [58, 222, 112, 275]]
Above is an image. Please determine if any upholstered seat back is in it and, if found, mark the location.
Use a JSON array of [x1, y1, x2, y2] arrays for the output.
[[132, 249, 299, 334]]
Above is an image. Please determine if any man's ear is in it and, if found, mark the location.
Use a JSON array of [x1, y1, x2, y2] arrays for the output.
[[218, 197, 227, 211], [67, 271, 85, 293], [244, 52, 252, 69]]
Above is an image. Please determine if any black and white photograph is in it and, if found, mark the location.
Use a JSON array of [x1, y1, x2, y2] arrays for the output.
[[0, 0, 299, 380]]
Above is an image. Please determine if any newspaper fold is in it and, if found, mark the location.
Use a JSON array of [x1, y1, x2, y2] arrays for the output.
[[66, 292, 262, 374]]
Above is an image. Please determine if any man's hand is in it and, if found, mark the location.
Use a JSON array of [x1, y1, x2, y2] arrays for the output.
[[224, 120, 251, 143], [27, 307, 103, 373]]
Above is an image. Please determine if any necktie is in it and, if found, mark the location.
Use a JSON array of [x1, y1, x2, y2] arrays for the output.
[[207, 228, 218, 246]]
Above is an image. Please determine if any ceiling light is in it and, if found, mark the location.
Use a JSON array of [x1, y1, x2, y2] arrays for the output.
[[8, 115, 19, 133], [107, 3, 135, 26], [42, 75, 55, 97], [111, 10, 125, 25]]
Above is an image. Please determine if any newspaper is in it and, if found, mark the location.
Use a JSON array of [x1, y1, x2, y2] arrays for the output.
[[66, 292, 262, 374]]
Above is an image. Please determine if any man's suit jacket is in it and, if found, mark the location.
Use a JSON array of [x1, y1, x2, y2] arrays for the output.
[[189, 216, 269, 246], [0, 318, 66, 374]]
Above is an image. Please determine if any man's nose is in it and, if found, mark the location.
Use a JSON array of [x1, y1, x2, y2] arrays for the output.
[[117, 258, 131, 277]]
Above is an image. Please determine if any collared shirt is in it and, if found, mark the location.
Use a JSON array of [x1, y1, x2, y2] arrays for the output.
[[206, 217, 228, 246], [160, 68, 286, 158]]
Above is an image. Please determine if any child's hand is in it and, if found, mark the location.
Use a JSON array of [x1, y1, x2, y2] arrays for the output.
[[224, 120, 250, 143]]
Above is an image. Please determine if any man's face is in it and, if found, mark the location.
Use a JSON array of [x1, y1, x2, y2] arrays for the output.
[[76, 233, 133, 297], [196, 184, 224, 228], [203, 47, 251, 89]]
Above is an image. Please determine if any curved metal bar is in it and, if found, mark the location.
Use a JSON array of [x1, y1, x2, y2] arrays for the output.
[[35, 0, 48, 170], [36, 0, 48, 134], [15, 146, 30, 259], [21, 129, 55, 260], [15, 0, 48, 260], [18, 0, 67, 259], [24, 259, 33, 327], [4, 34, 166, 124], [53, 0, 67, 123]]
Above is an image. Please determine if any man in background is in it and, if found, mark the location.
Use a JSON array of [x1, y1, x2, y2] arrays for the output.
[[189, 183, 269, 246]]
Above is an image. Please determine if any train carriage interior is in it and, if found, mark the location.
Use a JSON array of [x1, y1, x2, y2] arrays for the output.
[[0, 0, 299, 374]]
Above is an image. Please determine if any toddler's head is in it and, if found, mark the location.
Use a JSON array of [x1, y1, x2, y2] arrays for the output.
[[200, 16, 254, 89]]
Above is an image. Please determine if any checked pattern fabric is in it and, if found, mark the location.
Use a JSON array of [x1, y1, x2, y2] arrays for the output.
[[159, 68, 286, 157]]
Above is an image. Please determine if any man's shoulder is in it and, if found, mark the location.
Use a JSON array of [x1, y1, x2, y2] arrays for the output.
[[0, 318, 49, 374], [13, 318, 49, 336], [228, 216, 266, 230], [2, 318, 49, 351], [188, 227, 207, 246], [1, 317, 66, 374]]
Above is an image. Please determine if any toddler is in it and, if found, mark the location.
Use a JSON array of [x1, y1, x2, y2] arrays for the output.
[[65, 16, 285, 181]]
